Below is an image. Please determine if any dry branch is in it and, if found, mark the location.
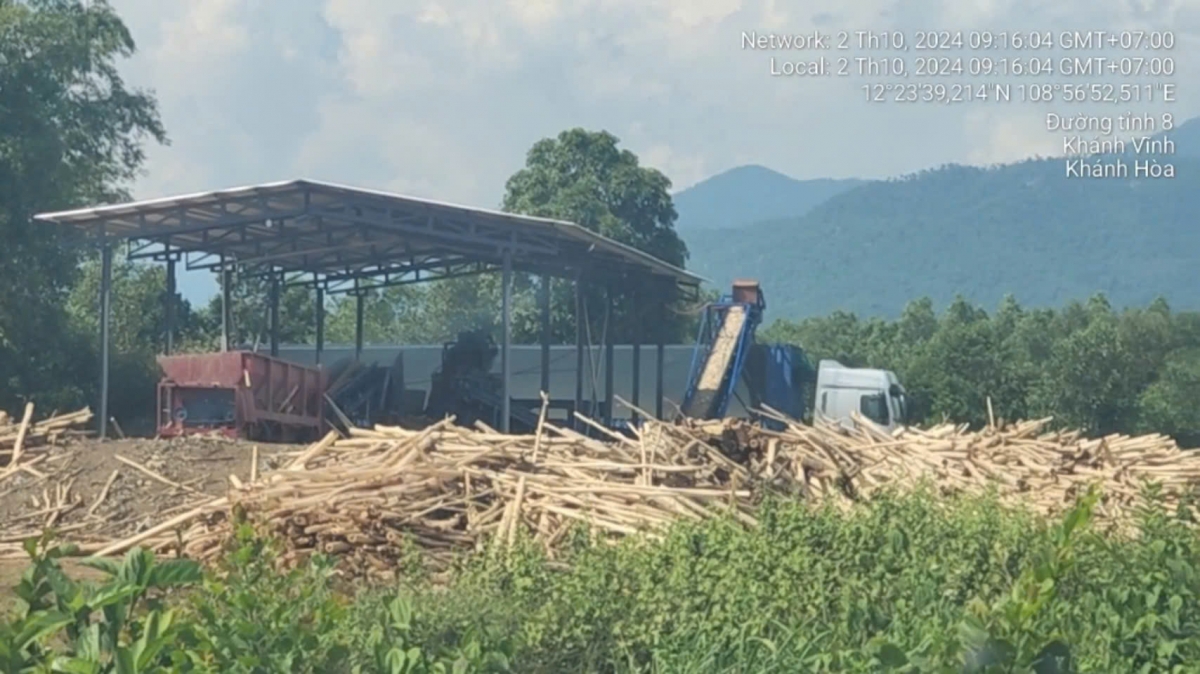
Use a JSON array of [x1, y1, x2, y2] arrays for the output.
[[6, 403, 1200, 579]]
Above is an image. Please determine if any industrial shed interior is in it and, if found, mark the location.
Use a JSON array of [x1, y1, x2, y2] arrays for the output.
[[34, 179, 704, 439]]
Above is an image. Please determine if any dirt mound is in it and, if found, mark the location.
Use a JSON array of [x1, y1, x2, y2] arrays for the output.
[[1, 433, 299, 556]]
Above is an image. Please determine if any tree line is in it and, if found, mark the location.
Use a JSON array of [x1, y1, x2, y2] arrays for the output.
[[763, 294, 1200, 445], [3, 2, 1198, 446]]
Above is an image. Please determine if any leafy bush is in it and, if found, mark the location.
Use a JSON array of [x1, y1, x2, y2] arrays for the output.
[[5, 490, 1199, 673], [453, 487, 1200, 672], [0, 534, 201, 673]]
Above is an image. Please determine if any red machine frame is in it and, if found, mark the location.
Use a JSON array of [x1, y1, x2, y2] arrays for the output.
[[157, 351, 325, 442]]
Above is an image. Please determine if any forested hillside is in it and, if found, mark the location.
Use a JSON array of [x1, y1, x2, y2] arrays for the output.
[[672, 165, 863, 231], [688, 118, 1200, 320]]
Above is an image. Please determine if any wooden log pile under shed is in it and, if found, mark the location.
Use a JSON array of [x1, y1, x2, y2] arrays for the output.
[[81, 403, 1200, 579]]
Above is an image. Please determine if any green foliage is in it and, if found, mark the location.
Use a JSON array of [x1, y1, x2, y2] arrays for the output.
[[446, 489, 1200, 672], [0, 0, 165, 411], [349, 594, 515, 673], [6, 491, 1200, 673], [190, 273, 316, 351], [684, 138, 1200, 321], [1137, 347, 1200, 446], [323, 276, 545, 347], [177, 528, 354, 673], [762, 294, 1200, 442], [1, 534, 200, 673], [500, 128, 693, 346]]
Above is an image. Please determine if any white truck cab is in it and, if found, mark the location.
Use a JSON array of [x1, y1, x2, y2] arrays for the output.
[[813, 359, 908, 431]]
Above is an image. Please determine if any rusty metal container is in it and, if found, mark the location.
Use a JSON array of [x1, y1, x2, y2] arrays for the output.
[[731, 279, 762, 305], [156, 351, 325, 441]]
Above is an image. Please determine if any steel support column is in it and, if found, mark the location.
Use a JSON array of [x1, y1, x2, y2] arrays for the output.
[[98, 243, 112, 440], [354, 284, 364, 361], [164, 258, 176, 355], [574, 282, 584, 432], [220, 262, 232, 352], [656, 334, 665, 420], [604, 287, 614, 426], [631, 294, 641, 424], [540, 275, 551, 396], [269, 270, 280, 356], [315, 282, 325, 365], [501, 249, 513, 432]]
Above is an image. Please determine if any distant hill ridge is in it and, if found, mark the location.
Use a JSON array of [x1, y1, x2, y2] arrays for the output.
[[672, 165, 864, 232], [680, 116, 1200, 321]]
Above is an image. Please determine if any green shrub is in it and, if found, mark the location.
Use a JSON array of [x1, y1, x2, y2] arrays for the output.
[[4, 489, 1199, 673], [448, 487, 1200, 672], [0, 534, 201, 673]]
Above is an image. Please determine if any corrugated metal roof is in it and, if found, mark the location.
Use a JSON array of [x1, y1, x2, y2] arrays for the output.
[[33, 179, 705, 287]]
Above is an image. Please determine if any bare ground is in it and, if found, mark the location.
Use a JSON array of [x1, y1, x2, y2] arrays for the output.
[[1, 435, 302, 555], [1, 434, 307, 612]]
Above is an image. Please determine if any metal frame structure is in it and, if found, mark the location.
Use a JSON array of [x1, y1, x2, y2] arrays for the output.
[[34, 179, 705, 438]]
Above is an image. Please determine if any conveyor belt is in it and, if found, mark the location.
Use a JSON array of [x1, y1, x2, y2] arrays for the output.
[[681, 305, 747, 418]]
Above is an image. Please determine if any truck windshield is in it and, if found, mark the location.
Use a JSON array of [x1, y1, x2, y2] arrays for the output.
[[860, 393, 889, 425]]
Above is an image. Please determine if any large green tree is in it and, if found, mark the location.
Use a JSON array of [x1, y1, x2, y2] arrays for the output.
[[0, 0, 165, 408], [1138, 347, 1200, 446], [502, 128, 692, 345], [323, 129, 698, 348]]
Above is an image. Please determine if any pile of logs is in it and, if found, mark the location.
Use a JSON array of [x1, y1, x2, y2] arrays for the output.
[[735, 409, 1200, 527], [75, 405, 1197, 579], [157, 412, 768, 577], [1, 404, 94, 476], [7, 400, 1200, 577]]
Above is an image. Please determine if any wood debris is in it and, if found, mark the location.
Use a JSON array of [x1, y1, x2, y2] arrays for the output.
[[724, 408, 1200, 530], [106, 410, 1200, 579], [1, 406, 93, 476], [0, 419, 286, 560], [4, 402, 1200, 576]]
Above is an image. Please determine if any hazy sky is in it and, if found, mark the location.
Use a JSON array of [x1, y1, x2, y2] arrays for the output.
[[106, 0, 1199, 302]]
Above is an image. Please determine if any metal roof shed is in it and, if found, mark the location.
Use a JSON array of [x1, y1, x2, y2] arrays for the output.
[[35, 179, 704, 437]]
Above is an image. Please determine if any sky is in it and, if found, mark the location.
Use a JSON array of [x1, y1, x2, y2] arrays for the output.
[[106, 0, 1200, 304]]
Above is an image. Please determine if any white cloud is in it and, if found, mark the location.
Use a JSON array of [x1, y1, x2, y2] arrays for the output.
[[638, 143, 712, 192], [962, 110, 1062, 165], [103, 0, 1200, 301]]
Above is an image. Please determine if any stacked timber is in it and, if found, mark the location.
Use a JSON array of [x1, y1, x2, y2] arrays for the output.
[[0, 405, 93, 473], [115, 407, 1197, 579], [6, 402, 1200, 577], [165, 412, 766, 577], [707, 409, 1200, 528]]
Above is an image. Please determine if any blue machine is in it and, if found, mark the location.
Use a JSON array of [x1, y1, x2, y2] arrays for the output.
[[681, 281, 815, 428], [759, 344, 808, 421]]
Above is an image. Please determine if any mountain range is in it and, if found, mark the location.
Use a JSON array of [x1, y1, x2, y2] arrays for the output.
[[675, 117, 1200, 322], [673, 165, 864, 231]]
